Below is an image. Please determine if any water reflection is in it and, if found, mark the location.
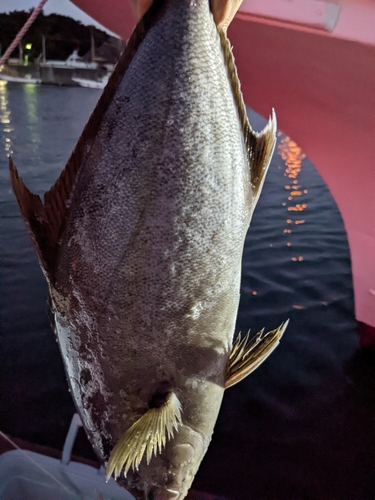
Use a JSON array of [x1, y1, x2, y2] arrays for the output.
[[24, 84, 38, 125], [0, 80, 13, 156], [24, 83, 40, 153], [278, 136, 307, 263]]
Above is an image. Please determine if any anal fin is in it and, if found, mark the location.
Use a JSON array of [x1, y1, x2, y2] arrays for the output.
[[106, 392, 182, 480], [218, 28, 277, 206], [247, 109, 277, 204], [225, 320, 289, 389]]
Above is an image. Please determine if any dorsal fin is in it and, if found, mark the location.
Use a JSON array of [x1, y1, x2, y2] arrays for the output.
[[218, 29, 277, 205], [9, 1, 166, 280], [106, 392, 182, 480], [9, 157, 52, 275], [225, 320, 289, 389]]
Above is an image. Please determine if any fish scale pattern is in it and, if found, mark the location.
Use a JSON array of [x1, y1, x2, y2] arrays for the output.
[[50, 0, 258, 498]]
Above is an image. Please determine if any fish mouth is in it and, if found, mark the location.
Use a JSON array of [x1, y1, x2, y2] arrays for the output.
[[153, 428, 206, 500], [129, 485, 179, 500], [153, 489, 180, 500], [125, 424, 206, 500]]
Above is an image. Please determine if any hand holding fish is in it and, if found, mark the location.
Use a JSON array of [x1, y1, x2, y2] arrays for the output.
[[10, 0, 287, 499], [131, 0, 243, 32], [210, 0, 243, 32]]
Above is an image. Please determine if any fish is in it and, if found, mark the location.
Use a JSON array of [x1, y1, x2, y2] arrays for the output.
[[9, 0, 288, 499]]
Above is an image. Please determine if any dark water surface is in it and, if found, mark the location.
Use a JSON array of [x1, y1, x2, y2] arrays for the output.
[[0, 82, 373, 499]]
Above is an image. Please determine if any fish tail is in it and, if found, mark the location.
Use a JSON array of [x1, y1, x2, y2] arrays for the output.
[[106, 392, 182, 481], [225, 320, 289, 388]]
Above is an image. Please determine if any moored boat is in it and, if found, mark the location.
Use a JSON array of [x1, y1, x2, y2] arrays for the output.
[[72, 74, 110, 89], [0, 73, 41, 84]]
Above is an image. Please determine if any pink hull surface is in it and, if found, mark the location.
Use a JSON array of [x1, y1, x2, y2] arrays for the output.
[[71, 0, 375, 338]]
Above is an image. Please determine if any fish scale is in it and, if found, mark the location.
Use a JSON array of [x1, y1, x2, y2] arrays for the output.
[[9, 0, 286, 499]]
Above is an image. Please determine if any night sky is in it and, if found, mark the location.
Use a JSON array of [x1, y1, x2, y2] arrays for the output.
[[0, 0, 116, 34]]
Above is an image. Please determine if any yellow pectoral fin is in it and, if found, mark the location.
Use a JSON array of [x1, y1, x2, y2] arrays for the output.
[[106, 392, 182, 480], [225, 320, 289, 389]]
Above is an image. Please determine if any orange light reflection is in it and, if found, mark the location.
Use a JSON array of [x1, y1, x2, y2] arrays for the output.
[[288, 204, 307, 212], [279, 136, 307, 258], [278, 136, 305, 180]]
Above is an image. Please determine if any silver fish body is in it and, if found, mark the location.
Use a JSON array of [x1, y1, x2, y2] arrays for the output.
[[10, 1, 285, 499]]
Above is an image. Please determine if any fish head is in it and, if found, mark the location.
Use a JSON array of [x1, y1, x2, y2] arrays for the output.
[[125, 421, 210, 500], [108, 378, 225, 499]]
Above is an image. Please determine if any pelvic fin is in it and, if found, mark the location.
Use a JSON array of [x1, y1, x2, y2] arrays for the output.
[[225, 320, 289, 389]]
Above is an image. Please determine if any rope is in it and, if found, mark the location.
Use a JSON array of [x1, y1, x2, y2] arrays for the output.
[[0, 0, 49, 66]]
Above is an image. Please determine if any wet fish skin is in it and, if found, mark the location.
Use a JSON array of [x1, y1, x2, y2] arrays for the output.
[[9, 0, 281, 499], [59, 0, 247, 477]]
